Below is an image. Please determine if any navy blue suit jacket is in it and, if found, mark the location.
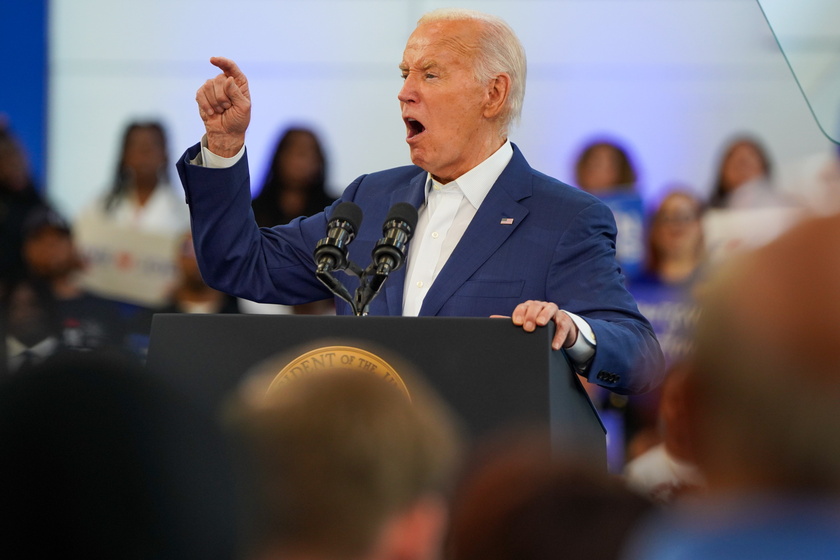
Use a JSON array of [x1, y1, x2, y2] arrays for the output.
[[177, 143, 663, 394]]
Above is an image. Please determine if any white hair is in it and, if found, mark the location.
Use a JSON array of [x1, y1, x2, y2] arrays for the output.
[[418, 8, 527, 135]]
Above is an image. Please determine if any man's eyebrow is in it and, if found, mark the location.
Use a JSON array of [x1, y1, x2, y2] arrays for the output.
[[398, 60, 439, 71]]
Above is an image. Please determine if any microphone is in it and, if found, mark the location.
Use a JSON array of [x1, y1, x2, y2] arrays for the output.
[[314, 202, 363, 274], [371, 202, 418, 276], [354, 202, 418, 315]]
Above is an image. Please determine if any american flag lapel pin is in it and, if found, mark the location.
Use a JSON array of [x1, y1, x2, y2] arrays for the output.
[[500, 217, 514, 225]]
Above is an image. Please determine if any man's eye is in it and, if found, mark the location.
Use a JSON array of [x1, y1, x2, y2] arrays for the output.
[[400, 73, 408, 80], [425, 73, 437, 80]]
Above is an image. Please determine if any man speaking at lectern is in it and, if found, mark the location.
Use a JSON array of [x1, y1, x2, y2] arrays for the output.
[[177, 8, 664, 395]]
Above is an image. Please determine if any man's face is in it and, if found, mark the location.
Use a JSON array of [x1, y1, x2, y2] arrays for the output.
[[399, 20, 500, 183]]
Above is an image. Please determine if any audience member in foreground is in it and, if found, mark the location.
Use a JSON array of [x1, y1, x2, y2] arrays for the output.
[[623, 361, 704, 504], [0, 351, 240, 559], [446, 432, 653, 560], [625, 212, 840, 559], [227, 367, 462, 560]]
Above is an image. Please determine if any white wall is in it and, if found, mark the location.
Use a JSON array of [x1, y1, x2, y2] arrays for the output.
[[48, 0, 834, 219]]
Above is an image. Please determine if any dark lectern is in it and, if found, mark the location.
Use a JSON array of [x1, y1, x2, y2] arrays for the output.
[[147, 314, 605, 464]]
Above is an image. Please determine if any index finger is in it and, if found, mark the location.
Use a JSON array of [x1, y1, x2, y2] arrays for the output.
[[210, 56, 245, 80]]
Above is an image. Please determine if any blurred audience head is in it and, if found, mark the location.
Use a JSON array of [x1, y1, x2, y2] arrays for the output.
[[645, 189, 705, 282], [22, 206, 83, 281], [657, 361, 698, 466], [166, 231, 240, 314], [1, 275, 61, 350], [574, 138, 638, 194], [252, 127, 331, 226], [107, 120, 170, 210], [710, 135, 772, 208], [0, 351, 240, 559], [445, 431, 653, 560], [228, 366, 462, 560], [688, 212, 840, 494]]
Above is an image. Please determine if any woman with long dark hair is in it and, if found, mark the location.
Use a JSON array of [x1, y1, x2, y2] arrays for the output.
[[73, 121, 190, 308], [251, 127, 335, 227]]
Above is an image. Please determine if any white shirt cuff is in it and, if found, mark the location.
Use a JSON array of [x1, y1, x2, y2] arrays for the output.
[[562, 311, 596, 365], [193, 134, 246, 168]]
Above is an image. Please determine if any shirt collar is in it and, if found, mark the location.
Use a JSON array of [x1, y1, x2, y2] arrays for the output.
[[425, 140, 514, 209], [7, 336, 60, 359]]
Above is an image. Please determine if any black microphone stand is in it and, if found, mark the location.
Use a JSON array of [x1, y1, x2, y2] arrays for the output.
[[316, 259, 366, 316]]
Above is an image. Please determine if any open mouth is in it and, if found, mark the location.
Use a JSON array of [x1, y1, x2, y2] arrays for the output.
[[405, 118, 426, 139]]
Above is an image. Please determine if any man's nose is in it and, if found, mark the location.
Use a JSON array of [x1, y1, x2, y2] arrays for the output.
[[398, 75, 417, 104]]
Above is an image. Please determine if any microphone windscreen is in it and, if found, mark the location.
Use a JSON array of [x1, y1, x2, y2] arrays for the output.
[[330, 202, 363, 233], [385, 202, 419, 231]]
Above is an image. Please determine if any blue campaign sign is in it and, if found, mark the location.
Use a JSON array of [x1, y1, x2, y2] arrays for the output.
[[628, 279, 699, 368], [596, 191, 646, 281]]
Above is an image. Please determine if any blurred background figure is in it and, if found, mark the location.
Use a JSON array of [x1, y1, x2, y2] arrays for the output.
[[78, 120, 188, 234], [445, 431, 654, 560], [131, 232, 242, 354], [639, 190, 706, 289], [242, 126, 336, 316], [0, 351, 240, 560], [595, 189, 705, 471], [251, 127, 335, 227], [703, 135, 803, 264], [0, 275, 63, 375], [573, 137, 645, 280], [574, 139, 638, 195], [623, 361, 704, 505], [227, 367, 462, 560], [73, 120, 189, 310], [21, 206, 127, 354], [0, 124, 48, 284], [160, 232, 241, 315], [708, 135, 774, 209], [785, 142, 840, 217], [625, 212, 840, 559]]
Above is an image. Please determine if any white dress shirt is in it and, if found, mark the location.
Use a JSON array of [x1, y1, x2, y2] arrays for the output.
[[402, 141, 513, 316]]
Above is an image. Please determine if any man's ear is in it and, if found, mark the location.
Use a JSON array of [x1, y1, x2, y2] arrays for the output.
[[483, 73, 511, 121], [370, 497, 448, 560]]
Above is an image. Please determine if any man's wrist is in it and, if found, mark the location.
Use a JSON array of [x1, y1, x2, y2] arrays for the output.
[[206, 132, 245, 158], [562, 311, 596, 365], [198, 135, 246, 169]]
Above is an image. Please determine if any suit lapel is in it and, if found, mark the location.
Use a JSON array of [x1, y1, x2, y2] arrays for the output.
[[419, 146, 533, 316], [383, 170, 427, 314]]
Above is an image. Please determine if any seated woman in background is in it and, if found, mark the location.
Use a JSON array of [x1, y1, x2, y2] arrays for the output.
[[573, 138, 645, 280], [622, 190, 706, 465], [574, 139, 639, 195], [704, 135, 802, 263], [708, 135, 773, 209], [639, 190, 706, 288]]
